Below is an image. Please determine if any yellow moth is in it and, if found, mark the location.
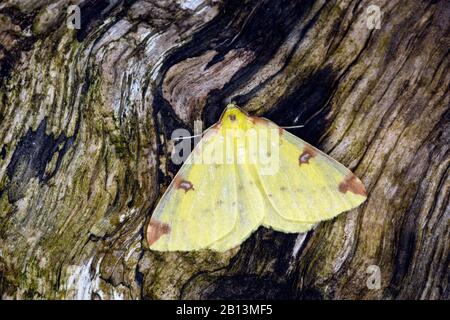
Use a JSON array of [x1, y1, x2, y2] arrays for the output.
[[146, 104, 367, 252]]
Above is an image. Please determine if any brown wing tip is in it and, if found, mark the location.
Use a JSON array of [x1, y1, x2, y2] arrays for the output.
[[338, 174, 367, 197], [146, 219, 171, 246]]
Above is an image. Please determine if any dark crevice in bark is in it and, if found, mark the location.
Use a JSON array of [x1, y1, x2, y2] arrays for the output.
[[4, 119, 74, 202], [201, 0, 318, 127], [0, 0, 448, 300], [267, 66, 337, 146], [76, 0, 125, 42]]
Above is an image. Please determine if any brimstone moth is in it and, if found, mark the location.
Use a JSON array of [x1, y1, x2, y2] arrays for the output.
[[146, 104, 367, 251]]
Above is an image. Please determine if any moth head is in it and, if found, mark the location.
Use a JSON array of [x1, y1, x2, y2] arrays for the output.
[[221, 103, 249, 128]]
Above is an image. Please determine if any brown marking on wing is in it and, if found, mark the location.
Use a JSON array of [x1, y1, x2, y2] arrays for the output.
[[249, 116, 270, 126], [249, 116, 283, 132], [249, 116, 284, 145], [175, 176, 195, 193], [194, 123, 221, 155], [201, 123, 221, 142], [338, 174, 367, 196], [299, 145, 317, 165], [228, 114, 236, 121], [146, 219, 171, 246], [211, 123, 222, 130]]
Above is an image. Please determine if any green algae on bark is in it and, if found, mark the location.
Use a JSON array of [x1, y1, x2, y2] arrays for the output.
[[0, 0, 448, 300]]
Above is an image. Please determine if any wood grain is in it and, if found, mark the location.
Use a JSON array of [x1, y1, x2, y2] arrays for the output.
[[0, 0, 448, 299]]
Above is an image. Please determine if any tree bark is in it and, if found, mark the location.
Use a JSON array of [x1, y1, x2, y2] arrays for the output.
[[0, 0, 448, 299]]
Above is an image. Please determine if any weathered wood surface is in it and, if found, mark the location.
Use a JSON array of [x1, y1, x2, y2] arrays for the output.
[[0, 0, 448, 299]]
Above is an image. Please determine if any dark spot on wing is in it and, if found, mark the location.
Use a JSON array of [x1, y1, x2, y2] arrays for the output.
[[280, 186, 287, 191], [175, 176, 194, 193], [338, 174, 367, 196], [299, 145, 317, 165], [146, 219, 171, 246], [229, 114, 236, 121]]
